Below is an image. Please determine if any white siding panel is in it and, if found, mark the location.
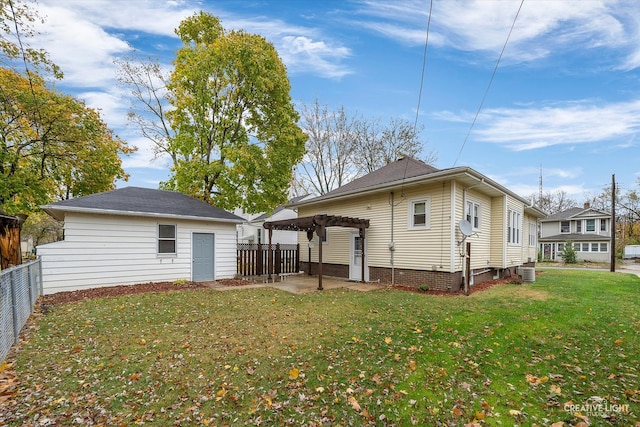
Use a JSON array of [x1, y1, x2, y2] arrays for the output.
[[39, 212, 237, 294]]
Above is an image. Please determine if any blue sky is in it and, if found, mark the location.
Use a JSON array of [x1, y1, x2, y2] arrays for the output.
[[31, 0, 640, 203]]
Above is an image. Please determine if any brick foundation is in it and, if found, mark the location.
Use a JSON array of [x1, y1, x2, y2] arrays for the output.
[[301, 262, 536, 293]]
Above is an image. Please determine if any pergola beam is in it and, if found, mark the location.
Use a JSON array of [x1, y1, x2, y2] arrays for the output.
[[264, 214, 370, 290]]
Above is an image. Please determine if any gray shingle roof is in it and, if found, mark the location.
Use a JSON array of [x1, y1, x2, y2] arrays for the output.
[[313, 157, 439, 200], [42, 187, 243, 222], [540, 207, 610, 222]]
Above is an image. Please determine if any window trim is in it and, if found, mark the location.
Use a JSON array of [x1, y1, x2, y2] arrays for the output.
[[158, 223, 177, 255], [465, 200, 481, 230], [529, 222, 536, 247], [408, 197, 430, 230], [507, 209, 521, 245]]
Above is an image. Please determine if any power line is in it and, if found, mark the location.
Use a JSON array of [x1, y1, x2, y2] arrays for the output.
[[400, 0, 433, 196], [413, 0, 433, 134], [453, 0, 525, 166]]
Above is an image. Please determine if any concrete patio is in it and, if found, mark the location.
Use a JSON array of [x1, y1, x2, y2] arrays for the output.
[[209, 274, 384, 294]]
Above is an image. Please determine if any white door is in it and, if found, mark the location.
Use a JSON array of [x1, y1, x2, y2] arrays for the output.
[[349, 233, 366, 281]]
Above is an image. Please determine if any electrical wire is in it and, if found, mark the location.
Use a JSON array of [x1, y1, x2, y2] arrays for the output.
[[452, 0, 525, 166], [400, 0, 433, 196]]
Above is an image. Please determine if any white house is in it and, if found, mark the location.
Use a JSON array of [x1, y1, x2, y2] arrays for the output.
[[236, 195, 311, 245], [538, 203, 611, 262], [38, 187, 243, 294]]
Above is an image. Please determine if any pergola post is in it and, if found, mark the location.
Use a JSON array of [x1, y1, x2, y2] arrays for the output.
[[360, 227, 366, 283], [267, 227, 273, 281], [317, 225, 325, 290]]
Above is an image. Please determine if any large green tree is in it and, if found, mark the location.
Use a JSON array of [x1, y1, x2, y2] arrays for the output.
[[0, 68, 134, 213], [162, 12, 306, 213]]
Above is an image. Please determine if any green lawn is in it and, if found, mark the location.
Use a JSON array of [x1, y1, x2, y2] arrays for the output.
[[4, 270, 639, 426]]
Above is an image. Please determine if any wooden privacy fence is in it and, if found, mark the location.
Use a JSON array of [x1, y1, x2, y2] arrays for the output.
[[237, 243, 299, 277]]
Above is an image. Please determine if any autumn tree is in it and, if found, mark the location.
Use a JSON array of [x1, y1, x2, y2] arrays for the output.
[[158, 12, 306, 213], [0, 68, 134, 213], [297, 99, 437, 195], [0, 0, 61, 78], [352, 117, 437, 175], [296, 100, 358, 195], [531, 190, 577, 215], [116, 57, 175, 162]]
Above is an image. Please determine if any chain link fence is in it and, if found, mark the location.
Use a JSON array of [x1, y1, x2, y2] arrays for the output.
[[0, 259, 42, 362]]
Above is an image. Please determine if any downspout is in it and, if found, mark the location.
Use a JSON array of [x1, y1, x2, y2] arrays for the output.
[[390, 191, 395, 285]]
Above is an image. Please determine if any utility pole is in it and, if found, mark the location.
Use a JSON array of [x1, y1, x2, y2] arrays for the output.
[[610, 174, 616, 272]]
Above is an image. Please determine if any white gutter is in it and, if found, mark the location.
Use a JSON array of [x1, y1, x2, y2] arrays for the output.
[[42, 206, 244, 224]]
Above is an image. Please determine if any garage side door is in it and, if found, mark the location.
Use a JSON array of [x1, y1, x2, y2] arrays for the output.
[[192, 233, 215, 281]]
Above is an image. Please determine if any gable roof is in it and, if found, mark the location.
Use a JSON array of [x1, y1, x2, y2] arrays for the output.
[[540, 206, 610, 222], [324, 157, 439, 198], [42, 187, 243, 223], [290, 157, 546, 218]]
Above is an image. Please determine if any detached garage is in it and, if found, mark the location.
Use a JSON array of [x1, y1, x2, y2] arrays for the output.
[[38, 187, 243, 294]]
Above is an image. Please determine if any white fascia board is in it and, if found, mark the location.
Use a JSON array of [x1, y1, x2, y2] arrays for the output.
[[42, 206, 244, 224]]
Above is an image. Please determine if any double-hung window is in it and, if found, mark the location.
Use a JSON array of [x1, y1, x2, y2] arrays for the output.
[[600, 219, 607, 232], [560, 221, 570, 233], [586, 219, 595, 232], [409, 198, 430, 229], [158, 224, 176, 254], [466, 200, 481, 229], [507, 209, 521, 245], [529, 222, 536, 247]]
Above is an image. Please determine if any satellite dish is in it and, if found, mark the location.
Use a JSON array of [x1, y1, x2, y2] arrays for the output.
[[459, 220, 473, 237]]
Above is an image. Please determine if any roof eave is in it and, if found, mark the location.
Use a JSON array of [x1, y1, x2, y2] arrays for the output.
[[41, 205, 244, 224], [289, 167, 542, 215]]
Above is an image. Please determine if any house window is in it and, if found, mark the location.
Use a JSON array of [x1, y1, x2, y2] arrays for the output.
[[507, 209, 520, 244], [529, 223, 536, 247], [582, 243, 589, 252], [576, 220, 582, 233], [600, 219, 607, 232], [560, 221, 570, 233], [586, 219, 595, 232], [465, 200, 481, 229], [158, 224, 176, 254], [591, 243, 599, 252], [574, 243, 581, 251], [409, 198, 430, 229]]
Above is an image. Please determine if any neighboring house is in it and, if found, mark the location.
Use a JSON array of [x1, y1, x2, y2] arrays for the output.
[[237, 195, 311, 245], [37, 187, 243, 294], [285, 156, 545, 291], [538, 203, 611, 262]]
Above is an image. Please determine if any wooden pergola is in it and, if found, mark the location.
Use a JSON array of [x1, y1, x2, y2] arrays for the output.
[[263, 214, 370, 290]]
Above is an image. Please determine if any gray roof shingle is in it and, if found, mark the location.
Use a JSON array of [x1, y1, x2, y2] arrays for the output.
[[43, 187, 243, 222], [314, 157, 439, 200]]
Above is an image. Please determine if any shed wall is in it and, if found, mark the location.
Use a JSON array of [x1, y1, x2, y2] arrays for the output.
[[38, 213, 236, 294]]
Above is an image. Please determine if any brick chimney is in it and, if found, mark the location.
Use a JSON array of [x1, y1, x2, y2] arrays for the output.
[[583, 202, 590, 209]]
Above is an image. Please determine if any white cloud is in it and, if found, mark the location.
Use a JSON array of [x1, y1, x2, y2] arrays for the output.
[[438, 100, 640, 151], [353, 0, 640, 69], [279, 36, 352, 79]]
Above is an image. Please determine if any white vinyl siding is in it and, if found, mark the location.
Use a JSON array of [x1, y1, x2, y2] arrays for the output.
[[297, 183, 452, 272], [38, 213, 237, 294]]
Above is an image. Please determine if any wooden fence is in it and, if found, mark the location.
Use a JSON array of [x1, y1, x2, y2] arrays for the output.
[[237, 243, 299, 277]]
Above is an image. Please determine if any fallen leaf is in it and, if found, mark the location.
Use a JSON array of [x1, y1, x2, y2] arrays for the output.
[[289, 368, 299, 379]]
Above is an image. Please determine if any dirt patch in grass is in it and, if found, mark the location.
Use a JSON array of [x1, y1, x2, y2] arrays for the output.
[[390, 276, 514, 296], [40, 281, 210, 306], [39, 278, 256, 306]]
